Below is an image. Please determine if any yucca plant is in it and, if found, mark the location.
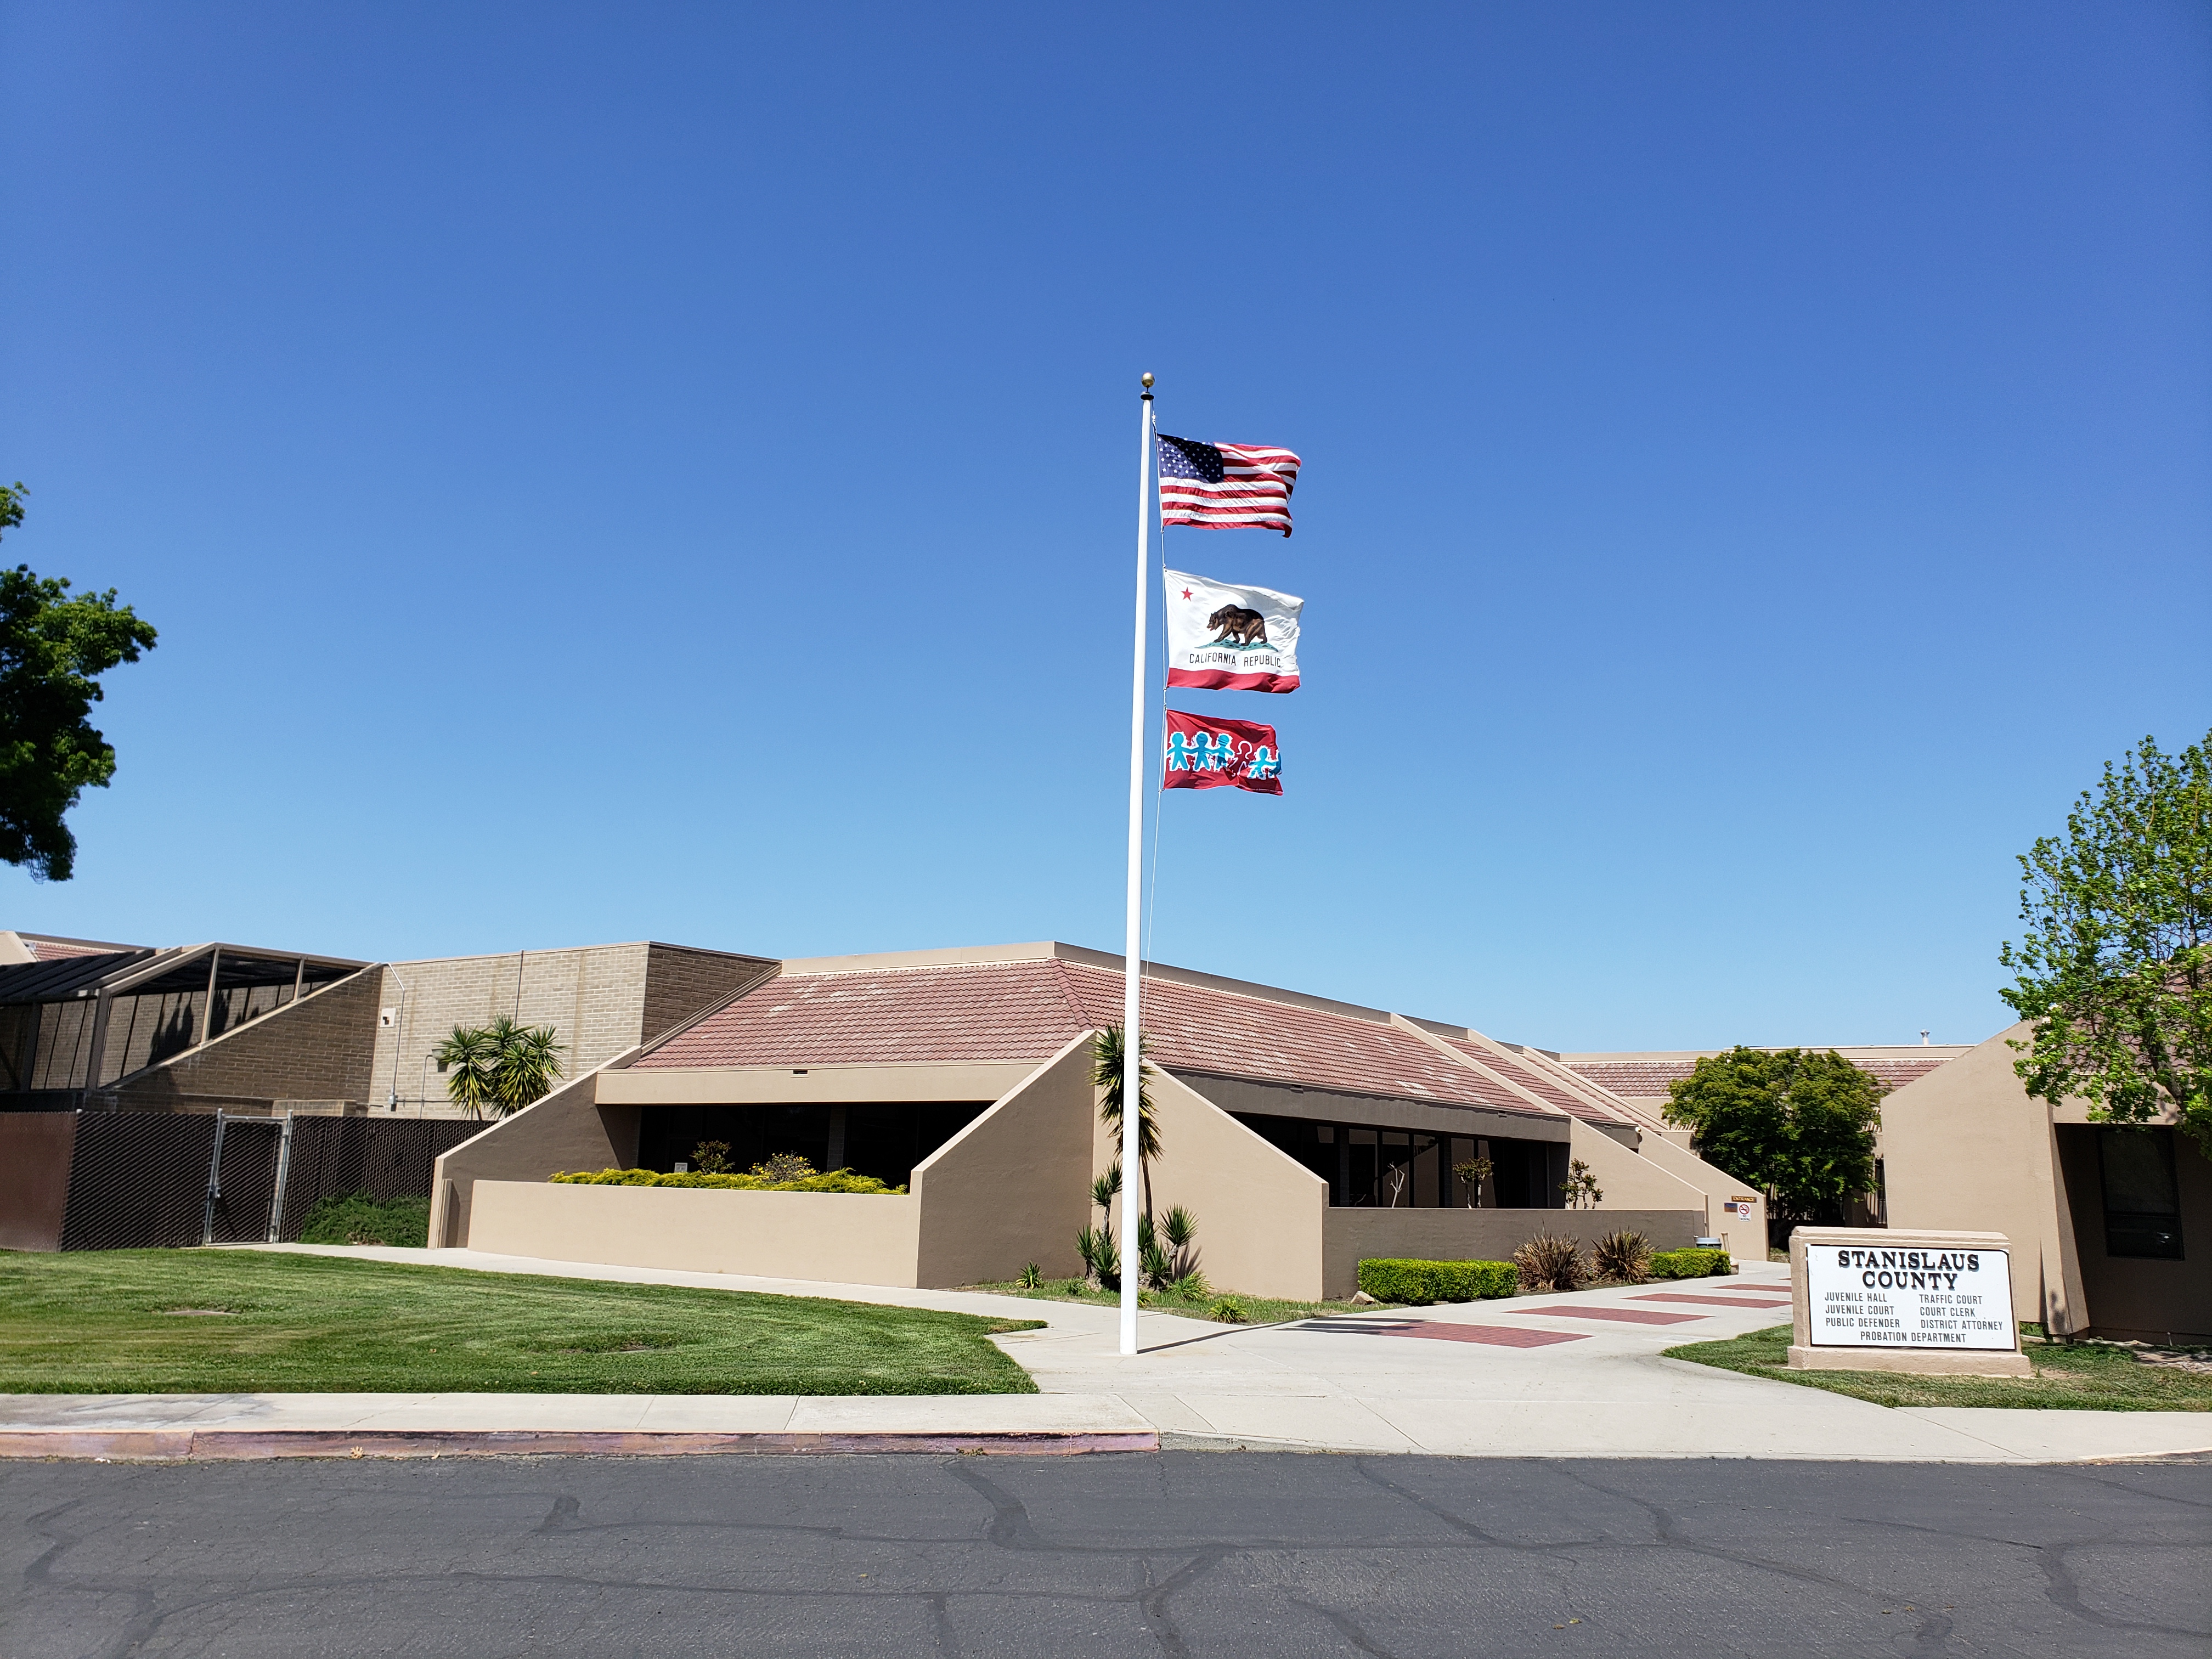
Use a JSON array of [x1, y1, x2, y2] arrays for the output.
[[1079, 1165, 1124, 1291], [1161, 1205, 1200, 1281], [1075, 1224, 1121, 1292], [1137, 1215, 1175, 1290], [1514, 1232, 1588, 1292], [1593, 1230, 1653, 1284]]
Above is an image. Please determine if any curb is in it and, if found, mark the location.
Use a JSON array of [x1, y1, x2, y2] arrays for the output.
[[0, 1428, 1159, 1462]]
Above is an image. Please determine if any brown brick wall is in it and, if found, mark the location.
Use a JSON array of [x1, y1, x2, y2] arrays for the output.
[[641, 945, 778, 1046], [106, 969, 382, 1110]]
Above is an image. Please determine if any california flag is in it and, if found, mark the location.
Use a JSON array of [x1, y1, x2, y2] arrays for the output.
[[1164, 570, 1303, 693]]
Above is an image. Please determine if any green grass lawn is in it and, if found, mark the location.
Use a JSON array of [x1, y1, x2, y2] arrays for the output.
[[0, 1250, 1041, 1396], [1666, 1323, 2212, 1412], [963, 1278, 1398, 1327]]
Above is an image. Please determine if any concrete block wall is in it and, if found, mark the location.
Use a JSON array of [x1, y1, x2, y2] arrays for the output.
[[371, 944, 771, 1114]]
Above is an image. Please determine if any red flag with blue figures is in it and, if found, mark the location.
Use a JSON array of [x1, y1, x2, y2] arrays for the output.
[[1163, 710, 1283, 795]]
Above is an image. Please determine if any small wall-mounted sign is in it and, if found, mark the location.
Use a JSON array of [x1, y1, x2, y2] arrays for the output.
[[378, 1008, 398, 1029]]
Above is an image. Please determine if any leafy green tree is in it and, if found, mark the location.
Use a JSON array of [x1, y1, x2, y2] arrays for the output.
[[1560, 1158, 1603, 1209], [432, 1018, 565, 1119], [2001, 731, 2210, 1157], [0, 484, 159, 881], [1090, 1024, 1163, 1218], [1662, 1048, 1884, 1224], [1451, 1156, 1493, 1208]]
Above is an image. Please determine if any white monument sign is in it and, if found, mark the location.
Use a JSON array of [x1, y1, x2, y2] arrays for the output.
[[1788, 1226, 2033, 1377], [1804, 1240, 2014, 1350]]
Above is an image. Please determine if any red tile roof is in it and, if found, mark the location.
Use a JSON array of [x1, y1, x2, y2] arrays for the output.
[[1443, 1038, 1630, 1127], [640, 958, 1092, 1069], [1567, 1056, 1953, 1098], [640, 957, 1555, 1118]]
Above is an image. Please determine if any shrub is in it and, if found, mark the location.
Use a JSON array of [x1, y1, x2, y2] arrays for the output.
[[1514, 1233, 1588, 1292], [549, 1168, 905, 1194], [1357, 1258, 1518, 1305], [1593, 1231, 1654, 1284], [299, 1192, 431, 1248], [1017, 1262, 1042, 1289], [689, 1141, 733, 1175], [751, 1152, 816, 1183], [1649, 1246, 1734, 1280], [1209, 1296, 1248, 1323]]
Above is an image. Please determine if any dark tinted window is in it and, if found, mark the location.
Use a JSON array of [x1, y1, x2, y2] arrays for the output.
[[2099, 1128, 2183, 1260]]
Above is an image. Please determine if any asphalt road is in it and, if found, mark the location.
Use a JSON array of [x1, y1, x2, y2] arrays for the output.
[[7, 1453, 2206, 1657]]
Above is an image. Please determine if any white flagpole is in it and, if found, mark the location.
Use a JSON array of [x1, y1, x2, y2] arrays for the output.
[[1120, 373, 1154, 1358]]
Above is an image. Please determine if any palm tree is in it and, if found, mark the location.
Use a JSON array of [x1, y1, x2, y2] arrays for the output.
[[432, 1025, 499, 1119], [1090, 1025, 1162, 1220], [433, 1018, 565, 1120], [489, 1015, 565, 1116]]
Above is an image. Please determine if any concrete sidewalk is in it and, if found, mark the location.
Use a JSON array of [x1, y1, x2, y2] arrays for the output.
[[4, 1245, 2205, 1463]]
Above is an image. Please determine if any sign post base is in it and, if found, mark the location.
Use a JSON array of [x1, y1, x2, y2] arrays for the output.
[[1785, 1343, 2032, 1377]]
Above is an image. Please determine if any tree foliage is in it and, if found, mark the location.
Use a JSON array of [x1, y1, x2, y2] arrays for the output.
[[0, 483, 159, 882], [1662, 1047, 1884, 1221], [2000, 730, 2211, 1157]]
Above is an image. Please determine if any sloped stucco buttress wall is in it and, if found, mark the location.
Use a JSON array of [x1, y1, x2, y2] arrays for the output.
[[1881, 1023, 2088, 1333], [912, 1034, 1096, 1288], [429, 1053, 644, 1248], [1093, 1067, 1330, 1302]]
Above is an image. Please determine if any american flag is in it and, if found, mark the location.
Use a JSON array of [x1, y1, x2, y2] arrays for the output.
[[1156, 433, 1301, 536]]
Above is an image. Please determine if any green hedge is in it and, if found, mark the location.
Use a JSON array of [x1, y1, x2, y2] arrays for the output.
[[1649, 1246, 1733, 1280], [1357, 1257, 1518, 1305], [299, 1192, 431, 1247], [550, 1168, 906, 1195]]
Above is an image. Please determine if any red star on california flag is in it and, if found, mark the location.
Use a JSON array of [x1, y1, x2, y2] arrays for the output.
[[1180, 588, 1192, 600]]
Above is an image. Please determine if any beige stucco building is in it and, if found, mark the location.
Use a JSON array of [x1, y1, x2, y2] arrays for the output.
[[1881, 1023, 2210, 1343], [432, 941, 1765, 1302]]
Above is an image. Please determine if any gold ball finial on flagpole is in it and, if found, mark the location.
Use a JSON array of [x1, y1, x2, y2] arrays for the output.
[[1141, 372, 1154, 388]]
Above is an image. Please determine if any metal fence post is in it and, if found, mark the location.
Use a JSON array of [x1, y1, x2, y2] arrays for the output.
[[266, 1108, 297, 1244]]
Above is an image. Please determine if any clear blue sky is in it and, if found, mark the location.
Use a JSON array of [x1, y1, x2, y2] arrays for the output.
[[3, 3, 2206, 1051]]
